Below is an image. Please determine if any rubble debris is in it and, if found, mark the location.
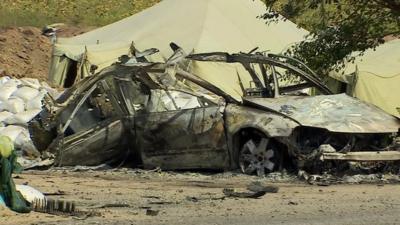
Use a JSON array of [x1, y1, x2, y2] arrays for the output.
[[288, 201, 298, 205], [223, 188, 267, 199], [185, 195, 225, 202], [148, 201, 175, 205], [299, 169, 400, 185], [42, 190, 66, 196], [96, 203, 130, 208], [246, 181, 279, 193], [146, 209, 159, 216], [221, 182, 278, 199]]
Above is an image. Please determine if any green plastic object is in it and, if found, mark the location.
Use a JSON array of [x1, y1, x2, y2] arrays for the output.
[[0, 136, 31, 213], [0, 136, 14, 158]]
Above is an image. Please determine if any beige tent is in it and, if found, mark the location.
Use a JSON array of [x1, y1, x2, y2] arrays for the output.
[[49, 0, 308, 101], [329, 39, 400, 117]]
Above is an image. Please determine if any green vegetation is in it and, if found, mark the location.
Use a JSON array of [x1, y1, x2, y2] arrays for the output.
[[262, 0, 400, 75], [0, 0, 160, 28]]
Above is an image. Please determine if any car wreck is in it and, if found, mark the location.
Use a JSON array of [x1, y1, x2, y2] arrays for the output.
[[29, 47, 400, 176]]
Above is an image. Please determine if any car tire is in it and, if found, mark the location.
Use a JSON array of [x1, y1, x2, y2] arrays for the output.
[[239, 137, 282, 176]]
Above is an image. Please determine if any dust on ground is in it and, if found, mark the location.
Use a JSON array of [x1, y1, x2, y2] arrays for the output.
[[1, 169, 399, 225], [0, 25, 93, 81]]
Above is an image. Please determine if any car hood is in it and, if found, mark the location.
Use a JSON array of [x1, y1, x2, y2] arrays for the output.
[[244, 94, 400, 133]]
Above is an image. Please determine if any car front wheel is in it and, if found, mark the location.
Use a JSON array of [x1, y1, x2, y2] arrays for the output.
[[239, 137, 281, 176]]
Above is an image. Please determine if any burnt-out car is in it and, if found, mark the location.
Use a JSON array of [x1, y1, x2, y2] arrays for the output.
[[30, 50, 400, 176]]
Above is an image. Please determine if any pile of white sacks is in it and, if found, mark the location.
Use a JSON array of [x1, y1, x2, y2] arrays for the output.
[[0, 76, 59, 162]]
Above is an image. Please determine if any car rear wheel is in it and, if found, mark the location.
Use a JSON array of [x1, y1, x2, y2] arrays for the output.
[[239, 137, 281, 176]]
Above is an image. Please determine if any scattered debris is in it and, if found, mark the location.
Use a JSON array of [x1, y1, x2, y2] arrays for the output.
[[96, 203, 130, 208], [146, 209, 159, 216], [246, 181, 279, 193], [223, 188, 267, 199], [288, 201, 298, 205], [42, 190, 66, 196], [222, 181, 279, 199], [148, 201, 175, 205]]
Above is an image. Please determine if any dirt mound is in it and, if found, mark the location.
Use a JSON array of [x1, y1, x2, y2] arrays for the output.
[[0, 25, 94, 82], [0, 27, 51, 81]]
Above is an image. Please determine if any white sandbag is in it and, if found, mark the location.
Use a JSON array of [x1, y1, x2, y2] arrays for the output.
[[20, 78, 41, 90], [0, 125, 25, 142], [16, 185, 46, 204], [0, 76, 10, 85], [26, 89, 47, 110], [12, 86, 40, 102], [14, 128, 40, 158], [0, 111, 13, 122], [2, 97, 25, 113], [4, 109, 41, 125], [14, 128, 31, 147], [0, 79, 19, 101]]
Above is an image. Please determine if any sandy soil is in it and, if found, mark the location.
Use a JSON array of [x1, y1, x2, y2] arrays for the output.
[[0, 25, 93, 81], [1, 169, 399, 225]]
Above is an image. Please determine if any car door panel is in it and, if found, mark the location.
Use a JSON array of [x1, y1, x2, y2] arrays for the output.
[[53, 78, 126, 166], [135, 106, 228, 170], [55, 120, 124, 166]]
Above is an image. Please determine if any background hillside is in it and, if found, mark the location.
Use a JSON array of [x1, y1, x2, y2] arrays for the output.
[[0, 0, 160, 28]]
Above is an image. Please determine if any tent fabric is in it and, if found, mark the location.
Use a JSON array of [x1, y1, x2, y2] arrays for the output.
[[329, 39, 400, 117], [49, 0, 308, 100]]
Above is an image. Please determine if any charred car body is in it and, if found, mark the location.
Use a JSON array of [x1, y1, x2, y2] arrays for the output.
[[30, 48, 400, 176]]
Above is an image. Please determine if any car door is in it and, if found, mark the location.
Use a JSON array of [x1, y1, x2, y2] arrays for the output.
[[134, 89, 229, 170], [53, 77, 126, 166]]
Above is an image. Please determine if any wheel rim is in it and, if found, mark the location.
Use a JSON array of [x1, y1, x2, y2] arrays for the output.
[[239, 138, 276, 176]]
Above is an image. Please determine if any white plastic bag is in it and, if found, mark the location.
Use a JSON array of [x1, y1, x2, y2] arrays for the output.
[[2, 97, 25, 113], [12, 86, 40, 102]]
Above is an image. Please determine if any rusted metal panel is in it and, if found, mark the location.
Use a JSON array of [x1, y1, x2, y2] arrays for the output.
[[54, 120, 125, 166], [321, 151, 400, 161], [136, 105, 229, 170], [225, 104, 300, 138]]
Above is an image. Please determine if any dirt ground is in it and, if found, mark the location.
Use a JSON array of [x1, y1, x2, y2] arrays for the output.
[[0, 25, 92, 81], [1, 169, 399, 225]]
